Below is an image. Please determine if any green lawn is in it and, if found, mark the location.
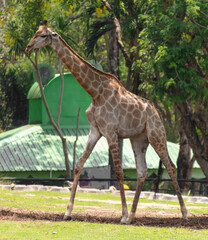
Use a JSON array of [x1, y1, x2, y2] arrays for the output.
[[0, 189, 207, 214], [0, 220, 207, 240], [0, 189, 208, 239]]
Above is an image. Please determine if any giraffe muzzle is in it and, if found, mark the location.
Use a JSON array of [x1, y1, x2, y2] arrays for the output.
[[25, 45, 33, 53]]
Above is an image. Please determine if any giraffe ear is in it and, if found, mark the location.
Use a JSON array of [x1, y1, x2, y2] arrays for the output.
[[39, 20, 48, 26], [52, 32, 59, 39]]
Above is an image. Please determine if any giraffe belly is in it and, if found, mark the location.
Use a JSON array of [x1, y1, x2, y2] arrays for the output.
[[117, 108, 147, 138], [118, 121, 146, 138], [93, 106, 146, 138]]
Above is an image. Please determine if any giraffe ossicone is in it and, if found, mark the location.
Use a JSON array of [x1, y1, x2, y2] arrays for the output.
[[26, 21, 187, 224]]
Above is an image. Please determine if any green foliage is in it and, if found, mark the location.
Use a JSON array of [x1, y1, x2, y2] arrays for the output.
[[3, 1, 46, 56], [0, 60, 33, 130], [0, 83, 13, 132], [85, 17, 115, 57], [139, 0, 208, 103]]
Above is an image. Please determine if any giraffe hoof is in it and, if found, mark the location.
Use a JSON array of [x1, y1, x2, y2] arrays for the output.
[[182, 208, 188, 221], [120, 217, 127, 224], [126, 213, 135, 224], [63, 214, 72, 221], [126, 219, 132, 225], [120, 220, 127, 224], [183, 215, 188, 221], [126, 216, 134, 225], [182, 216, 188, 222], [182, 217, 188, 226]]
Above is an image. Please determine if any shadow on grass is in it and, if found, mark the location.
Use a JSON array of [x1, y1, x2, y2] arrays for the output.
[[1, 207, 208, 230]]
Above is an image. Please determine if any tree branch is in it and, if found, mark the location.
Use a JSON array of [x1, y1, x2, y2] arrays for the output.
[[73, 107, 81, 178], [69, 0, 88, 22], [33, 49, 71, 178], [70, 13, 83, 22], [57, 59, 65, 128]]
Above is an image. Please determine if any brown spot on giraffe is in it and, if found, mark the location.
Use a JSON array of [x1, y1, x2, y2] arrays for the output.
[[72, 63, 80, 73]]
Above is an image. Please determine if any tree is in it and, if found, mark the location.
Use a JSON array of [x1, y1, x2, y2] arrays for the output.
[[177, 127, 194, 192], [139, 0, 208, 177], [82, 0, 208, 183], [85, 0, 145, 94]]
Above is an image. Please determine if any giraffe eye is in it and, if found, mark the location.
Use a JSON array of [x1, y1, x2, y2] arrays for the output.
[[41, 35, 47, 38]]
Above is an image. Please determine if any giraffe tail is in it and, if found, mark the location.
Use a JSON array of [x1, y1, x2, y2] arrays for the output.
[[153, 160, 163, 199]]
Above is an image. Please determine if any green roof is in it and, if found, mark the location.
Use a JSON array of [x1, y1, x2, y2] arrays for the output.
[[0, 125, 33, 141], [0, 125, 105, 172], [0, 124, 200, 173], [27, 82, 41, 99]]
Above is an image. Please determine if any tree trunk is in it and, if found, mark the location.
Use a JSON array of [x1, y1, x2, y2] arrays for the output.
[[177, 126, 194, 192], [108, 25, 123, 188], [177, 102, 208, 178], [132, 71, 140, 95], [108, 29, 120, 79]]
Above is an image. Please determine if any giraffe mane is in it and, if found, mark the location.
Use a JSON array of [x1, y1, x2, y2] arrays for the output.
[[51, 29, 125, 89]]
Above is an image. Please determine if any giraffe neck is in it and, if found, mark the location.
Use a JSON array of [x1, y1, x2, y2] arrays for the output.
[[51, 35, 106, 98]]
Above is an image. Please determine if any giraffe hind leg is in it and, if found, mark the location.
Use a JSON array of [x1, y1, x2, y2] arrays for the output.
[[127, 134, 149, 224], [161, 155, 187, 220], [147, 127, 188, 220]]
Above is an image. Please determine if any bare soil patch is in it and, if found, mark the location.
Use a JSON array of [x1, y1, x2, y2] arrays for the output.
[[1, 207, 208, 229]]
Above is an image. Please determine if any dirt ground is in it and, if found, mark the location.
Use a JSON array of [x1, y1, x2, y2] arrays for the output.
[[1, 206, 208, 229]]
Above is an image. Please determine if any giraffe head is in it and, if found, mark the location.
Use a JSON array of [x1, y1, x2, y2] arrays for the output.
[[25, 20, 58, 53]]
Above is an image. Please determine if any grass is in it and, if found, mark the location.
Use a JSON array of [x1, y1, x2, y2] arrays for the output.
[[0, 189, 208, 214], [0, 220, 208, 240], [1, 189, 208, 239]]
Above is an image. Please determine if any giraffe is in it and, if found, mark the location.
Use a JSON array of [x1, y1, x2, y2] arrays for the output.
[[26, 21, 187, 224]]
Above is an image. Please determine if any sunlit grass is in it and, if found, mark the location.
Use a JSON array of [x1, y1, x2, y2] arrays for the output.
[[0, 220, 207, 240], [0, 189, 208, 214], [1, 189, 208, 239]]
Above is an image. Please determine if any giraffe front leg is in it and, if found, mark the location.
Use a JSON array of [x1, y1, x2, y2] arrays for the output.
[[64, 128, 101, 220], [107, 135, 128, 224], [64, 162, 83, 220], [146, 115, 188, 221]]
